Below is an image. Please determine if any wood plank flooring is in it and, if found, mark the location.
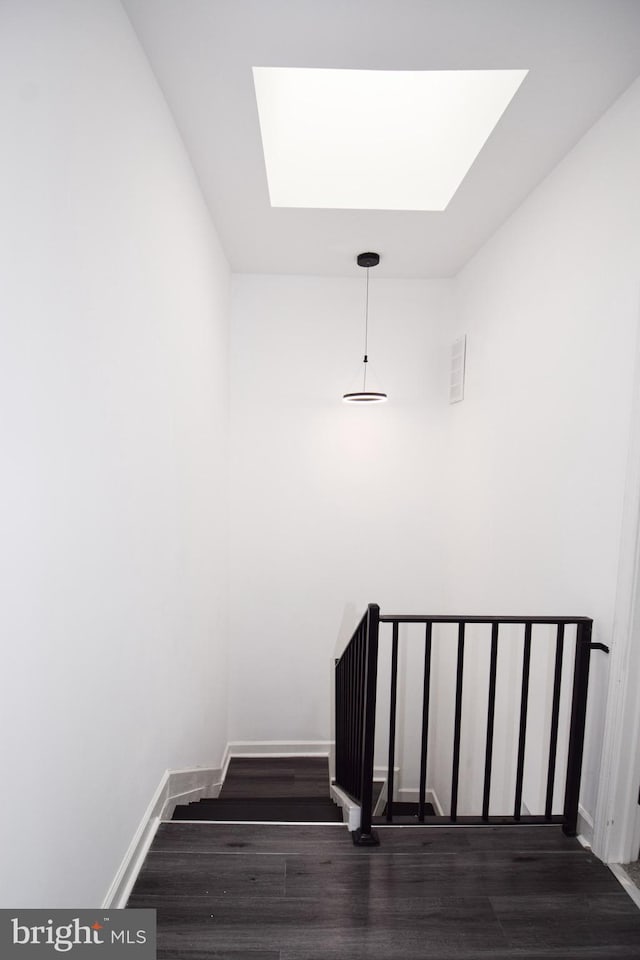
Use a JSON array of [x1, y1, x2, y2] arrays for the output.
[[127, 758, 640, 958], [218, 757, 332, 799], [128, 822, 640, 959]]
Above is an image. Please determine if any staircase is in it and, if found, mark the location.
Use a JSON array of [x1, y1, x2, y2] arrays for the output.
[[171, 756, 342, 823]]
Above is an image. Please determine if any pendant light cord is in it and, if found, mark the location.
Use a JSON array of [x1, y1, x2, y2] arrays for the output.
[[363, 266, 369, 390], [343, 252, 386, 402]]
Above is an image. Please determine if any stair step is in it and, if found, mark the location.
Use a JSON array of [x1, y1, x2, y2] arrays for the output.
[[195, 796, 332, 805], [373, 801, 437, 824], [172, 799, 342, 822]]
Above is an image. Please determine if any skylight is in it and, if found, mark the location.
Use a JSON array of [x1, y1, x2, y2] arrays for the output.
[[253, 67, 528, 211]]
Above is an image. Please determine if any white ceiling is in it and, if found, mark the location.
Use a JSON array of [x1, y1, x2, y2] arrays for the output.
[[122, 0, 640, 278]]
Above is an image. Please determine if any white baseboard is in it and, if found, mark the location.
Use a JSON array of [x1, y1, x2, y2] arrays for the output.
[[102, 765, 223, 909], [217, 741, 330, 794], [578, 803, 595, 848], [329, 783, 360, 831], [102, 772, 168, 910], [372, 766, 399, 815], [368, 767, 445, 817], [160, 768, 223, 820], [225, 740, 331, 758], [373, 765, 400, 782], [373, 780, 387, 816]]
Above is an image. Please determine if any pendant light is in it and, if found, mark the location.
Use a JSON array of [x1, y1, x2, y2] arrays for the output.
[[342, 252, 388, 403]]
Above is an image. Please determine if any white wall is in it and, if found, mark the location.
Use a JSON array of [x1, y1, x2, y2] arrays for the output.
[[228, 275, 453, 743], [440, 76, 640, 823], [0, 0, 230, 906], [228, 76, 640, 833]]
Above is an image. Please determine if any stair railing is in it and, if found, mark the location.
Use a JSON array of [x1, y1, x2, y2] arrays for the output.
[[334, 606, 608, 846], [334, 603, 380, 845]]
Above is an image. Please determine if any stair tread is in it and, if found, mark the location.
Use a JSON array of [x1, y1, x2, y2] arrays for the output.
[[383, 801, 437, 816], [195, 796, 333, 805], [172, 800, 342, 822], [373, 801, 438, 825], [183, 801, 338, 811]]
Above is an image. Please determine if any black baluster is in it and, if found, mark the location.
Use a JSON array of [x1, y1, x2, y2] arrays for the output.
[[353, 604, 380, 845], [386, 622, 399, 822], [563, 621, 593, 836], [545, 623, 565, 819], [418, 622, 433, 822], [482, 622, 499, 821], [450, 622, 465, 822], [514, 622, 532, 820]]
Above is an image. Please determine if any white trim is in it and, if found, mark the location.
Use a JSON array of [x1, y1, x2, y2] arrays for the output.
[[329, 782, 361, 831], [577, 803, 594, 848], [102, 771, 169, 909], [166, 765, 222, 778], [226, 740, 331, 757], [103, 816, 161, 910], [372, 766, 399, 815], [160, 767, 223, 820], [429, 789, 444, 817], [370, 765, 444, 817], [373, 765, 399, 779], [373, 780, 387, 816], [102, 765, 223, 908], [160, 781, 223, 821], [594, 305, 640, 865], [608, 863, 640, 911], [220, 742, 232, 782]]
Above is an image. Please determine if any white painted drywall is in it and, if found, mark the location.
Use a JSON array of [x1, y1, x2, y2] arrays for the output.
[[228, 75, 640, 832], [437, 76, 640, 822], [228, 275, 453, 743], [0, 0, 230, 907]]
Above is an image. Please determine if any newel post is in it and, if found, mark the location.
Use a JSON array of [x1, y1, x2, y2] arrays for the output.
[[352, 603, 380, 846], [562, 620, 593, 836]]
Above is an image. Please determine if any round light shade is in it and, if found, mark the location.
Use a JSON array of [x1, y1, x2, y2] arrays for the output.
[[342, 391, 388, 403]]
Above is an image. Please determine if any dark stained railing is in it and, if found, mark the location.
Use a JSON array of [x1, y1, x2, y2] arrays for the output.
[[334, 604, 380, 845], [334, 607, 608, 846]]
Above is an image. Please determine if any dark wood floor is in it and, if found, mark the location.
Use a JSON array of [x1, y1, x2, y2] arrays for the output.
[[218, 757, 332, 799], [128, 820, 640, 959]]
